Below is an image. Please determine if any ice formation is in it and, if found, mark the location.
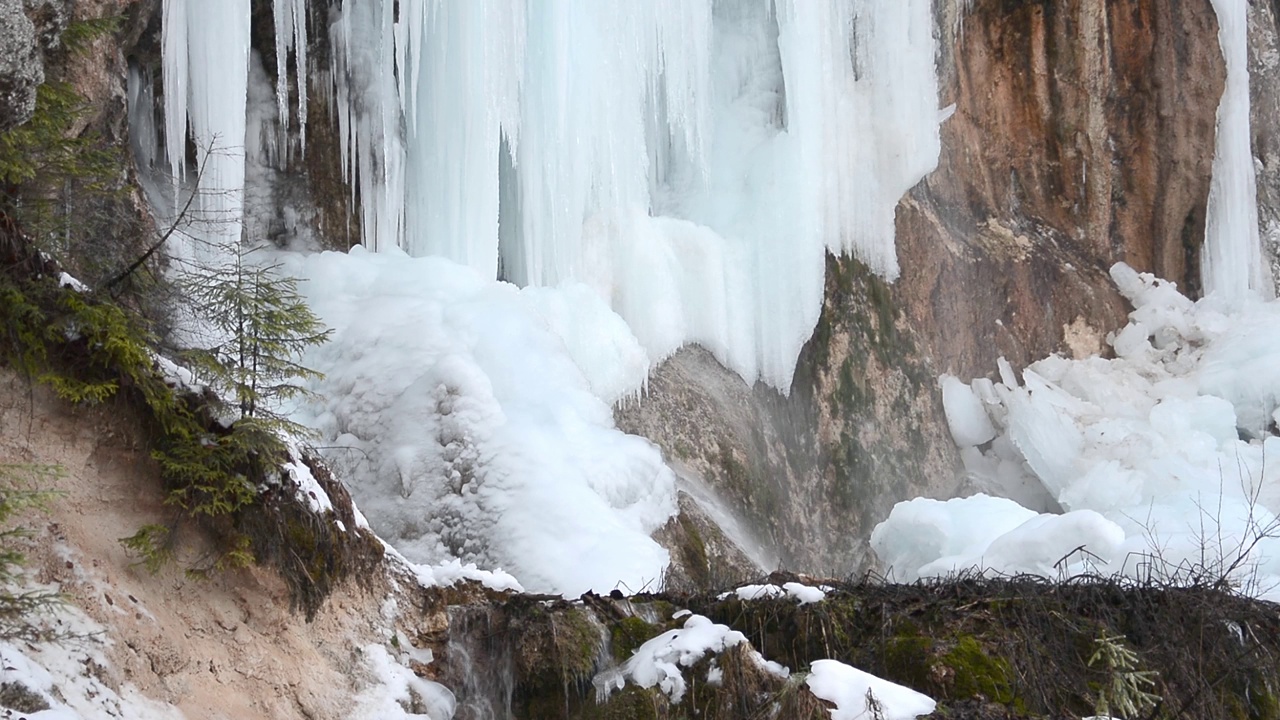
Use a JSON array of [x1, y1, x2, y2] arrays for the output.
[[874, 264, 1280, 594], [277, 247, 675, 596], [1202, 0, 1271, 305], [160, 0, 252, 261], [150, 0, 945, 596], [324, 0, 943, 388]]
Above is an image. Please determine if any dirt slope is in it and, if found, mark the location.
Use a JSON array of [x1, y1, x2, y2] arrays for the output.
[[0, 367, 405, 719]]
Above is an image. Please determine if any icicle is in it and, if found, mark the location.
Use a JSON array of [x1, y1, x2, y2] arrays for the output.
[[293, 0, 308, 153], [273, 0, 290, 132], [272, 0, 309, 155], [127, 65, 158, 172], [161, 0, 187, 189], [1203, 0, 1271, 305], [159, 0, 252, 259]]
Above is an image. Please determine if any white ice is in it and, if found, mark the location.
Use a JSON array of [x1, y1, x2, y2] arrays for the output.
[[1202, 0, 1272, 306], [277, 246, 676, 597], [324, 0, 942, 390]]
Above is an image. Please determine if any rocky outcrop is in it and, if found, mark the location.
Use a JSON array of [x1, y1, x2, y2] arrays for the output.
[[0, 0, 51, 131], [618, 257, 960, 577], [1248, 0, 1280, 285], [906, 0, 1226, 379]]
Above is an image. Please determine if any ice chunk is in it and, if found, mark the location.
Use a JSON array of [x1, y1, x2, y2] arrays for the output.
[[940, 374, 997, 447]]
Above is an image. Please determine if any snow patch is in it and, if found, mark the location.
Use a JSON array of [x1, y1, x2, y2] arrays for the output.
[[594, 613, 787, 704], [805, 659, 936, 720]]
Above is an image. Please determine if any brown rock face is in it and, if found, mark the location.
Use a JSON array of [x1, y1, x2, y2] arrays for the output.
[[902, 0, 1226, 378]]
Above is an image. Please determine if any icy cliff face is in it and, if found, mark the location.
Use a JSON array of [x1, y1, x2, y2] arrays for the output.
[[138, 0, 1280, 593], [162, 0, 944, 391]]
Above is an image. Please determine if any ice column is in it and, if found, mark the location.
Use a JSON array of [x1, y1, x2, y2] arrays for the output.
[[272, 0, 309, 152], [160, 0, 187, 185], [1203, 0, 1271, 305], [329, 0, 404, 252], [160, 0, 252, 257]]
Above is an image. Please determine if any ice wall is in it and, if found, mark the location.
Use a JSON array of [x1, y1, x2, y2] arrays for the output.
[[1203, 0, 1272, 305], [326, 0, 943, 389]]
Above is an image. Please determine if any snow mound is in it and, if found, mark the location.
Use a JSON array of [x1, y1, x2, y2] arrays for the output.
[[805, 659, 936, 720], [595, 613, 786, 704]]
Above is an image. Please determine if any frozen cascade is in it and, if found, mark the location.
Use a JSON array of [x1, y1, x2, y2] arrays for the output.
[[1203, 0, 1272, 305], [160, 0, 252, 261], [329, 0, 405, 253], [153, 0, 940, 594], [326, 0, 943, 389]]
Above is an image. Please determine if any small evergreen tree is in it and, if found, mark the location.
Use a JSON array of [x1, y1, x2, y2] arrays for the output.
[[180, 246, 330, 439]]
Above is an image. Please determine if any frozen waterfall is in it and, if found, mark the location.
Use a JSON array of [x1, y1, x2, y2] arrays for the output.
[[160, 0, 944, 391], [1202, 0, 1273, 306]]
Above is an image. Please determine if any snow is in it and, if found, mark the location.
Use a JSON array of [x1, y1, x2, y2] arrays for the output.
[[873, 265, 1280, 593], [278, 442, 335, 515], [278, 246, 676, 596], [805, 659, 936, 720], [0, 595, 185, 720], [718, 582, 828, 604], [351, 644, 456, 720], [594, 612, 786, 704], [396, 551, 525, 595], [57, 273, 87, 292]]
